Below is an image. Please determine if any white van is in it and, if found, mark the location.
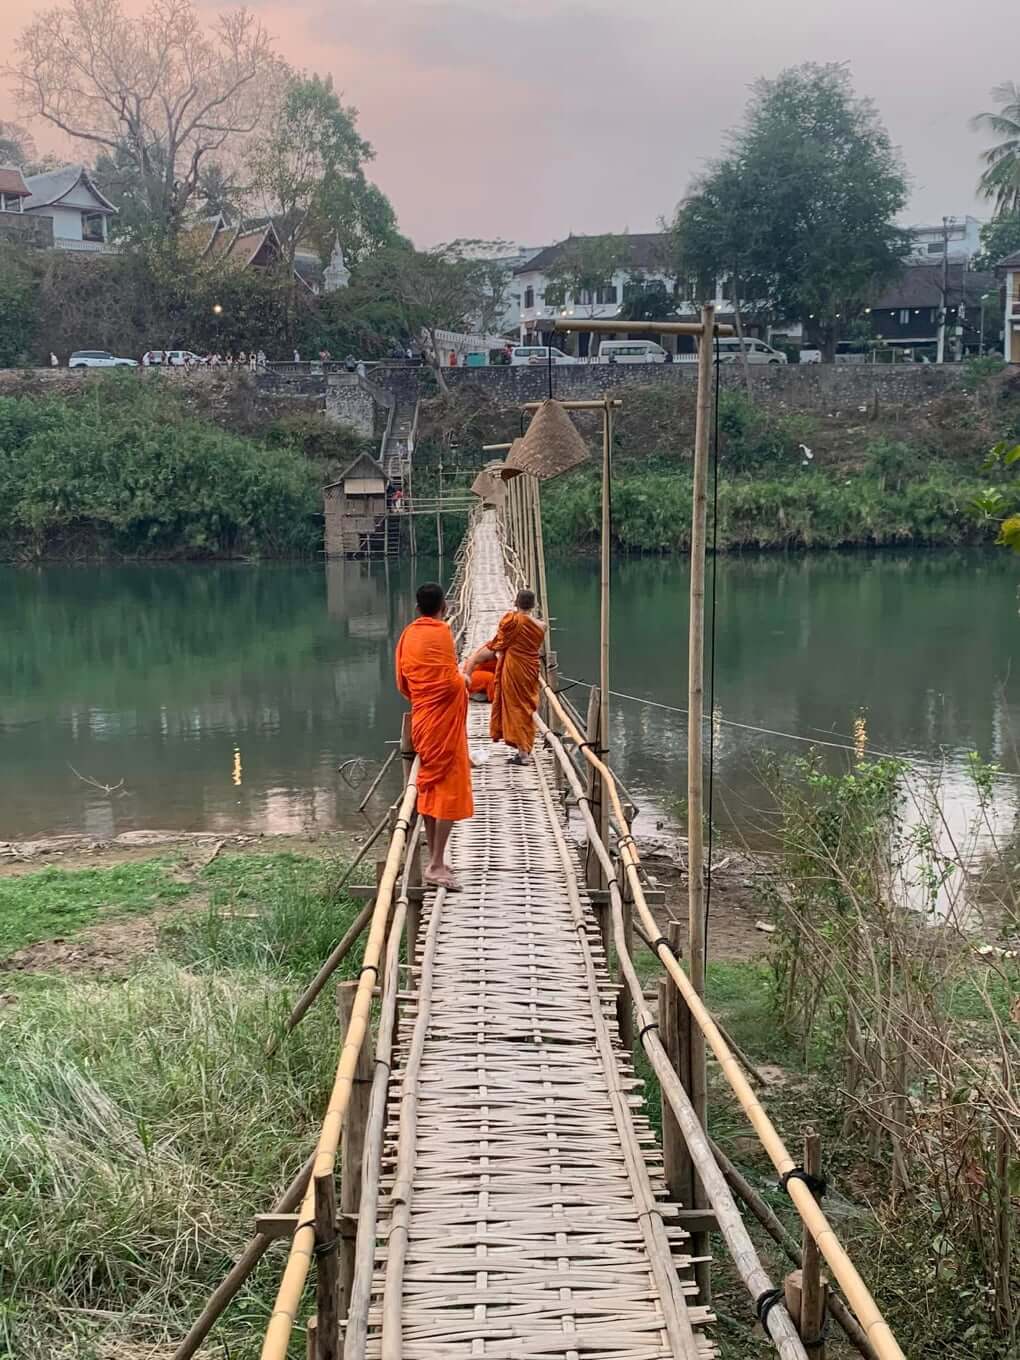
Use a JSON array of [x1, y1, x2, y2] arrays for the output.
[[715, 338, 787, 366], [509, 345, 577, 366], [598, 340, 668, 364]]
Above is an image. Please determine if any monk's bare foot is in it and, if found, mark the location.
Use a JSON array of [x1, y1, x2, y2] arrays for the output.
[[425, 866, 461, 891]]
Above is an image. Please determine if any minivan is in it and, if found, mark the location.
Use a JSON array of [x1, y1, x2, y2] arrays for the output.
[[68, 350, 138, 368], [509, 346, 577, 366], [715, 338, 787, 366], [598, 340, 668, 364]]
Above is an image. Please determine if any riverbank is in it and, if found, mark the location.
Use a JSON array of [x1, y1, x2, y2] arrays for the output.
[[3, 364, 1020, 560]]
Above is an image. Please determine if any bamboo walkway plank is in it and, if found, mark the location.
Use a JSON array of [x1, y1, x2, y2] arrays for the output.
[[361, 516, 715, 1360]]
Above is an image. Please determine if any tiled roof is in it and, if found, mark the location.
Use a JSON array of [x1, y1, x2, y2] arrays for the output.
[[996, 249, 1020, 271], [22, 164, 117, 213], [870, 263, 997, 310], [0, 166, 30, 198], [514, 232, 673, 276]]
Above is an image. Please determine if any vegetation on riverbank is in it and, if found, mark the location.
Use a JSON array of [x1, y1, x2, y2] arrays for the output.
[[0, 849, 361, 1359]]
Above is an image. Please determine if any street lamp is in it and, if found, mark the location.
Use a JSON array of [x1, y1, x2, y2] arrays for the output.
[[212, 303, 223, 353]]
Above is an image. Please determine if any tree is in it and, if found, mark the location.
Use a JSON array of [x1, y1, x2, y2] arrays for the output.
[[972, 82, 1020, 216], [542, 234, 629, 315], [674, 64, 908, 360], [972, 211, 1020, 271], [9, 0, 278, 238], [362, 245, 495, 392], [252, 74, 374, 282], [0, 249, 38, 366]]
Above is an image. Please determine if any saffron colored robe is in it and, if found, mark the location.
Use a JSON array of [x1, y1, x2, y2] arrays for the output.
[[488, 611, 545, 755], [395, 617, 473, 822], [469, 664, 496, 702]]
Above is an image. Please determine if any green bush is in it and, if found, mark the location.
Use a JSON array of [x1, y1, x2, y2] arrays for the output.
[[0, 375, 321, 559]]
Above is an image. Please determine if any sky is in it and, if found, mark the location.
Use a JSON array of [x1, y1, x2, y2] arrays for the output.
[[1, 0, 1016, 247]]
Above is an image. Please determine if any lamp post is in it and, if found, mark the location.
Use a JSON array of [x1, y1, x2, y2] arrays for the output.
[[212, 303, 223, 355], [979, 291, 995, 357]]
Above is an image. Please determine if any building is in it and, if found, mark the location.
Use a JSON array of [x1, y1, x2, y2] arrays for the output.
[[512, 232, 758, 353], [868, 262, 998, 357], [0, 165, 55, 247], [21, 165, 119, 253], [906, 216, 983, 264], [323, 452, 397, 558], [186, 214, 321, 290], [996, 250, 1020, 363]]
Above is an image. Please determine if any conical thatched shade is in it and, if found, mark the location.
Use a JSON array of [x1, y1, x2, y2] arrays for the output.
[[499, 440, 526, 481], [470, 465, 507, 509], [509, 400, 589, 481]]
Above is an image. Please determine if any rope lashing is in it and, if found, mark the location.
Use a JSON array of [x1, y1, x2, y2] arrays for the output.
[[779, 1166, 828, 1200]]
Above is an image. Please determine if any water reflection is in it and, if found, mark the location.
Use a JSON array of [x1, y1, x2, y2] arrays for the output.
[[0, 551, 1017, 852]]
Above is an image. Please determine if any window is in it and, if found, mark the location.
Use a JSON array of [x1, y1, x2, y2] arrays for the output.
[[523, 286, 535, 309], [926, 242, 943, 254], [0, 193, 23, 213], [898, 309, 910, 325], [81, 211, 105, 243], [596, 285, 617, 305]]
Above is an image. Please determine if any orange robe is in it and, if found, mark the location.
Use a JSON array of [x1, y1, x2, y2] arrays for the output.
[[488, 611, 545, 755], [395, 617, 473, 822], [469, 664, 496, 701]]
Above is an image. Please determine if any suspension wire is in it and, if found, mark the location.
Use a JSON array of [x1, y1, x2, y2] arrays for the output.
[[705, 331, 722, 950]]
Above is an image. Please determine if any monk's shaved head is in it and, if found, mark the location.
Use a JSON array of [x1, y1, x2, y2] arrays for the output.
[[516, 589, 536, 611], [416, 582, 445, 617]]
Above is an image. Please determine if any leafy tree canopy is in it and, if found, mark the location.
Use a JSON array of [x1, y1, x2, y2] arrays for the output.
[[972, 82, 1020, 216], [973, 211, 1020, 271]]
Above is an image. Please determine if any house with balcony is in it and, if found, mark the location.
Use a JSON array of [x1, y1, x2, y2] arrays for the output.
[[21, 165, 119, 253], [0, 165, 55, 247], [997, 250, 1020, 363], [867, 262, 998, 358]]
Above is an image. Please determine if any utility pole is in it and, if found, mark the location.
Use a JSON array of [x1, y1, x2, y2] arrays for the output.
[[936, 216, 950, 364]]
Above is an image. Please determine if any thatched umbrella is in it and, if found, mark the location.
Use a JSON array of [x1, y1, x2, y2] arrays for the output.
[[507, 400, 589, 480], [499, 440, 526, 481]]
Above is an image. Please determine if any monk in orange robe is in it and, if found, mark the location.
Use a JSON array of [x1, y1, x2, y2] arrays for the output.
[[468, 664, 496, 702], [395, 582, 473, 888], [462, 588, 546, 765]]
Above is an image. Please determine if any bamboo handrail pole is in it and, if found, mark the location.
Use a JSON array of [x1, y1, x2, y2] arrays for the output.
[[708, 1140, 878, 1360], [261, 764, 421, 1360], [520, 398, 624, 410], [535, 717, 808, 1360], [344, 824, 422, 1360], [533, 476, 550, 625], [171, 1152, 315, 1360], [536, 692, 907, 1360]]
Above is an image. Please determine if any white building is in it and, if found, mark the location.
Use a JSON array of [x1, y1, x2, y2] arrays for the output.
[[513, 232, 759, 353], [21, 165, 119, 253], [998, 249, 1020, 363], [906, 216, 983, 264]]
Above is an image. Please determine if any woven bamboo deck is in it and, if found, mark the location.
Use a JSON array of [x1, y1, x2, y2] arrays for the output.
[[364, 516, 717, 1360]]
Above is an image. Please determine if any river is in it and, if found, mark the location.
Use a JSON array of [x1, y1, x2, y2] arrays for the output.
[[2, 552, 1018, 867]]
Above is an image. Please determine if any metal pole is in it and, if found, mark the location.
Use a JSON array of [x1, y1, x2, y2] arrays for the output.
[[937, 216, 950, 364]]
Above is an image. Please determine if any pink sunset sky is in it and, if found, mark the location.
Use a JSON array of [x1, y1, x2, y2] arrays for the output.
[[1, 0, 1016, 246]]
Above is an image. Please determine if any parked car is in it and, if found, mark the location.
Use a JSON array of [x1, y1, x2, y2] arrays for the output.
[[597, 340, 668, 364], [715, 338, 788, 366], [509, 345, 577, 366], [142, 350, 204, 366], [68, 350, 138, 368]]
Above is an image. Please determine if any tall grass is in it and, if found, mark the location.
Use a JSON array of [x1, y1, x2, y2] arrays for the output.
[[0, 850, 363, 1358]]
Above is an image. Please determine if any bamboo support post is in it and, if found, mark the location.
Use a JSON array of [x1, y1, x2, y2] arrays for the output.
[[171, 1152, 315, 1360], [356, 746, 397, 812], [796, 1130, 828, 1357], [307, 1316, 318, 1360], [271, 895, 376, 1051], [584, 686, 608, 943], [314, 1172, 340, 1360], [708, 1138, 877, 1360], [337, 980, 373, 1321], [260, 765, 420, 1360], [537, 689, 907, 1360], [660, 924, 694, 1208]]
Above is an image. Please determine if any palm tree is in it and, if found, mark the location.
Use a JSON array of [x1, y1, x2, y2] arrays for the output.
[[973, 82, 1020, 215]]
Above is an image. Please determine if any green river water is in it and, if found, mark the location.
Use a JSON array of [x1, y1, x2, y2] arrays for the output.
[[2, 551, 1018, 857]]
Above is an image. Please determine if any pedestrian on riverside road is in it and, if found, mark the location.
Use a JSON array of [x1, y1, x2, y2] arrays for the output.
[[395, 582, 474, 889]]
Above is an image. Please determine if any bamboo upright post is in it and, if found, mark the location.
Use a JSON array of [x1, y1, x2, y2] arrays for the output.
[[313, 1171, 340, 1360], [599, 399, 612, 844], [687, 302, 715, 1179], [532, 477, 550, 622], [796, 1130, 828, 1357], [337, 980, 374, 1321], [584, 687, 608, 940], [659, 923, 694, 1207]]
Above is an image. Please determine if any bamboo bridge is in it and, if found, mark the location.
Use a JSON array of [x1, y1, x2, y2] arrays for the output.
[[174, 319, 907, 1360]]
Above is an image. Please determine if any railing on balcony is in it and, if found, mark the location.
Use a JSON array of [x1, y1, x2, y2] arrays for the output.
[[55, 237, 120, 255]]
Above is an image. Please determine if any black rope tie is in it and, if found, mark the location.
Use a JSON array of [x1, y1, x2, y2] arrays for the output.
[[359, 963, 379, 980], [754, 1286, 784, 1337], [616, 833, 637, 852], [313, 1236, 339, 1259], [577, 740, 608, 757], [637, 1020, 659, 1043], [649, 935, 674, 957], [779, 1166, 828, 1199], [802, 1316, 830, 1351]]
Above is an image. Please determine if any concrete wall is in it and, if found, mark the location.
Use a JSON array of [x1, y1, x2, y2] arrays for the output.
[[435, 360, 969, 413], [0, 210, 53, 249], [325, 373, 376, 435]]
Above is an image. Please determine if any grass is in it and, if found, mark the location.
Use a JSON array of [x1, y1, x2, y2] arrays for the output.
[[0, 858, 192, 957], [0, 848, 362, 1359]]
